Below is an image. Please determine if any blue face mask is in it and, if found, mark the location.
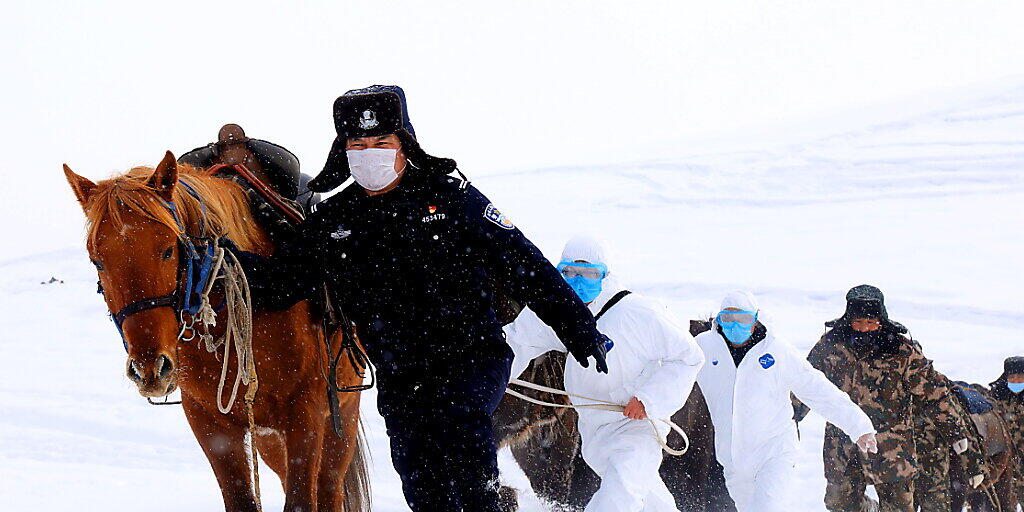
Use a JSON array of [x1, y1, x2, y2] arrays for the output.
[[1008, 382, 1024, 394], [565, 275, 603, 303], [558, 261, 607, 303], [717, 310, 758, 346]]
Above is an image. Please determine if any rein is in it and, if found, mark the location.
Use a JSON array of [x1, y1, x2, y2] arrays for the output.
[[503, 290, 691, 455], [506, 378, 690, 456]]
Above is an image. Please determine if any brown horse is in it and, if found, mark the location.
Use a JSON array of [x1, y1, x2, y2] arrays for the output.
[[63, 151, 369, 512]]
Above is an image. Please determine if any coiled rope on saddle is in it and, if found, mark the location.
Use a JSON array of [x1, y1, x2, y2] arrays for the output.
[[505, 378, 690, 456], [189, 242, 255, 414]]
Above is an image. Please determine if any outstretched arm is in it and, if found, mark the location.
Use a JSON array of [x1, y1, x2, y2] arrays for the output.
[[908, 342, 968, 444], [787, 343, 875, 441], [461, 186, 606, 370]]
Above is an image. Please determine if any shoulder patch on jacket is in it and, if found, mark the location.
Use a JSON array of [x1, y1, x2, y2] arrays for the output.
[[483, 203, 514, 230], [442, 176, 470, 190], [759, 353, 775, 369]]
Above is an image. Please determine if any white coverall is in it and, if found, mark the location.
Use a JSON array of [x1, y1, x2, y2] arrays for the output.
[[506, 276, 705, 512], [695, 292, 875, 512]]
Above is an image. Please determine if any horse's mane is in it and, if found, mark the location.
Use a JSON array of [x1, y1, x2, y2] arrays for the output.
[[84, 163, 269, 254]]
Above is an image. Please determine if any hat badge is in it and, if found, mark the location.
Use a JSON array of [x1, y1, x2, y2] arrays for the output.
[[358, 109, 379, 129]]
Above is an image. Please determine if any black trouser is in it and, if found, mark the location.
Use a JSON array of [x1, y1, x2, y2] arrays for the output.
[[377, 349, 512, 512]]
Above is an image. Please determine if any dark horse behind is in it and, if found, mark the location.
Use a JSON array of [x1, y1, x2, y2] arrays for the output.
[[492, 319, 736, 511]]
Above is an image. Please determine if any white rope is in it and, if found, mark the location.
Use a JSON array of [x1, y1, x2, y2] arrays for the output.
[[190, 242, 261, 510], [190, 245, 254, 414], [506, 378, 690, 456]]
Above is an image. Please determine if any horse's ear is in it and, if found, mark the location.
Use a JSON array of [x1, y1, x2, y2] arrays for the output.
[[147, 150, 178, 200], [63, 164, 97, 208]]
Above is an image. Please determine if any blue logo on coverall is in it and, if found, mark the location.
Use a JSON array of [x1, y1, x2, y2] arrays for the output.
[[759, 354, 775, 369]]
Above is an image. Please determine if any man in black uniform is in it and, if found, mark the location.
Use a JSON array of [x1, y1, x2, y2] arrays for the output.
[[239, 85, 610, 511]]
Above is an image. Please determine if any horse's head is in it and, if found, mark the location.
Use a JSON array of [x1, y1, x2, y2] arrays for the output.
[[65, 151, 267, 398], [64, 152, 200, 397]]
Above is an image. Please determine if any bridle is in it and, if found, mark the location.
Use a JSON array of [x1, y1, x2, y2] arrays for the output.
[[99, 179, 224, 351]]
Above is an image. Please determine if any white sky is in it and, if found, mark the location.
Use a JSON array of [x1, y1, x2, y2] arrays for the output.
[[2, 0, 1024, 258]]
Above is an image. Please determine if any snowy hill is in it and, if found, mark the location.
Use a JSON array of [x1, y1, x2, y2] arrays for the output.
[[2, 83, 1023, 510]]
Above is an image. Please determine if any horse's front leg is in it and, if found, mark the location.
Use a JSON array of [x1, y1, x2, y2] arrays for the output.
[[282, 402, 326, 511], [182, 397, 260, 512]]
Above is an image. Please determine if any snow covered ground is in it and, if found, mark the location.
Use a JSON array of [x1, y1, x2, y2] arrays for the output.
[[2, 80, 1023, 511]]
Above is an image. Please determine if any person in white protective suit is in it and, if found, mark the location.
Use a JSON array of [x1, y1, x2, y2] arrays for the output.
[[505, 235, 705, 512], [695, 290, 879, 512]]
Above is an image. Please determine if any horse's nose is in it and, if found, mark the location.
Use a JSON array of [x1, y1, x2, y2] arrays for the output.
[[126, 354, 175, 382]]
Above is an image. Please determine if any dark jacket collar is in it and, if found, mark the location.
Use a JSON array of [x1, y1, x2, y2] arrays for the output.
[[824, 324, 905, 358], [989, 374, 1024, 402]]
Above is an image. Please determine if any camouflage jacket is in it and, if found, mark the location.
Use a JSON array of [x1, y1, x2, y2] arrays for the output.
[[808, 329, 965, 483], [992, 391, 1024, 466]]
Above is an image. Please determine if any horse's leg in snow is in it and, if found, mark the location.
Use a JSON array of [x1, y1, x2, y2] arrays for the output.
[[281, 402, 326, 511], [254, 430, 289, 491], [182, 398, 260, 512], [509, 417, 577, 505], [317, 393, 361, 511]]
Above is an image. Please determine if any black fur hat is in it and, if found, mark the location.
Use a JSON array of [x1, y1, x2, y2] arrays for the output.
[[825, 284, 908, 334], [308, 85, 456, 193], [1005, 356, 1024, 375]]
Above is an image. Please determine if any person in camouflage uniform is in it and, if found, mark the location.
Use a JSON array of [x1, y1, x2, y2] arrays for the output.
[[805, 285, 974, 512], [988, 356, 1024, 508], [912, 380, 987, 512]]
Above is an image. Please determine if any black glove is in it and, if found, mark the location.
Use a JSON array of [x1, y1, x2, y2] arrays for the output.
[[573, 334, 610, 374]]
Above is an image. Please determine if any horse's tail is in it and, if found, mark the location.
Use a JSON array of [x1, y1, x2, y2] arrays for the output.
[[343, 422, 371, 512]]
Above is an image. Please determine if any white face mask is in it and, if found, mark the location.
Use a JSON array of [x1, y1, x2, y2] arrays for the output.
[[347, 148, 401, 191]]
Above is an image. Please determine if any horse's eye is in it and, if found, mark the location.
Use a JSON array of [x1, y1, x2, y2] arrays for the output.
[[162, 247, 175, 260], [91, 259, 105, 271]]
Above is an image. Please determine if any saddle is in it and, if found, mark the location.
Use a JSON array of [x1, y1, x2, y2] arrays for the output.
[[951, 382, 1009, 458], [180, 139, 309, 192], [179, 124, 321, 243]]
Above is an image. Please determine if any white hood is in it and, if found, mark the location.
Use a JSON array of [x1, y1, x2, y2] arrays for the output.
[[714, 289, 783, 337], [720, 289, 759, 312], [560, 234, 610, 267]]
